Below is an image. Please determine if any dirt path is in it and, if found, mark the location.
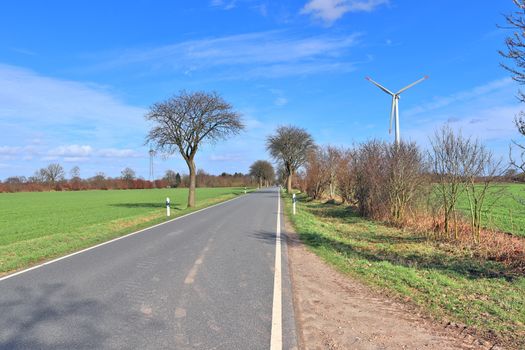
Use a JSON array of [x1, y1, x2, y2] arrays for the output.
[[285, 220, 502, 350]]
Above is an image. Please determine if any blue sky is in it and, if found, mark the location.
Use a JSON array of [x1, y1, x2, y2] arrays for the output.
[[0, 0, 521, 179]]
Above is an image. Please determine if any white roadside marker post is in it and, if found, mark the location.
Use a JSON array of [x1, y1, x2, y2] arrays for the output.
[[292, 193, 296, 215], [166, 197, 171, 217], [244, 187, 247, 194]]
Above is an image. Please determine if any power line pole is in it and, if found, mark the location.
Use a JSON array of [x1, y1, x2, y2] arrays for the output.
[[149, 146, 156, 183]]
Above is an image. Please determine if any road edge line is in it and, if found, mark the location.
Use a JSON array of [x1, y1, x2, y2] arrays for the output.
[[0, 193, 246, 283], [270, 189, 283, 350]]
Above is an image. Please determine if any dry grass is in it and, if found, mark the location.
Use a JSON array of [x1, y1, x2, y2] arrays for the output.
[[399, 210, 525, 273]]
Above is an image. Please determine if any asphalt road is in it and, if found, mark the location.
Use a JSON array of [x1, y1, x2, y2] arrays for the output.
[[0, 188, 297, 349]]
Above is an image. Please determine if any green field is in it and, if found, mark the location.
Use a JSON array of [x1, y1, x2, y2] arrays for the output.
[[455, 183, 525, 237], [284, 193, 525, 348], [0, 187, 247, 275]]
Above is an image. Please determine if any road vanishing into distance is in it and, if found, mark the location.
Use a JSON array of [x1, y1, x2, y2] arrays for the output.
[[0, 188, 297, 349]]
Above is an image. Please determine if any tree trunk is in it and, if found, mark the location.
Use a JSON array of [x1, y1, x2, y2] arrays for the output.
[[286, 171, 293, 193], [187, 159, 196, 207]]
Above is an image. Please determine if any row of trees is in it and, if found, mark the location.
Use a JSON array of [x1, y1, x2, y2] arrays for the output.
[[1, 168, 157, 192], [249, 160, 275, 187], [1, 163, 256, 193]]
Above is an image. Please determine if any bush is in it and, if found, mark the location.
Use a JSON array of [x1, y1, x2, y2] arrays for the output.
[[306, 140, 426, 224]]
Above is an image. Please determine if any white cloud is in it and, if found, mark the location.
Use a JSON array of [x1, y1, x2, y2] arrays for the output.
[[243, 117, 264, 130], [63, 157, 90, 163], [0, 64, 147, 147], [0, 143, 143, 161], [404, 78, 514, 118], [401, 78, 523, 154], [48, 145, 93, 157], [0, 145, 37, 156], [240, 61, 356, 79], [45, 145, 141, 158], [97, 148, 142, 158], [99, 31, 361, 78], [0, 146, 22, 155], [0, 63, 152, 179], [211, 0, 269, 15], [405, 106, 520, 145], [301, 0, 389, 25], [209, 153, 243, 161], [255, 3, 268, 16], [274, 97, 288, 106], [210, 0, 237, 9]]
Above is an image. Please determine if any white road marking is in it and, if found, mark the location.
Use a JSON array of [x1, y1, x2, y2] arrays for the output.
[[184, 237, 213, 284], [174, 307, 187, 318], [0, 194, 245, 283], [270, 189, 282, 350]]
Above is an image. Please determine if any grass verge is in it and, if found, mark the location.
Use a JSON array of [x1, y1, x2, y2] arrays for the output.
[[283, 192, 525, 349], [0, 187, 250, 276]]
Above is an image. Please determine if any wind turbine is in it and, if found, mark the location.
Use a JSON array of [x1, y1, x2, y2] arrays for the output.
[[366, 76, 428, 145]]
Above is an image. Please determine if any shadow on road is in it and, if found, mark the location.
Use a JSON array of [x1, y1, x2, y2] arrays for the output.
[[247, 230, 295, 248], [0, 283, 107, 349], [0, 281, 168, 349]]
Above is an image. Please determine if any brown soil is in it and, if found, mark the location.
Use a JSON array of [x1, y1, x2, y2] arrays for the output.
[[284, 218, 504, 350]]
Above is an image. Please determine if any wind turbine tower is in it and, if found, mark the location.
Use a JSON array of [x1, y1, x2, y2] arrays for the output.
[[366, 76, 428, 145]]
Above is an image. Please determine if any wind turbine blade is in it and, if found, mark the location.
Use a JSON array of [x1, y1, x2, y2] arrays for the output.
[[389, 96, 395, 134], [396, 75, 429, 94], [366, 76, 394, 95]]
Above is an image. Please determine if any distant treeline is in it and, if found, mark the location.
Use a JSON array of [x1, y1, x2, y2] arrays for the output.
[[0, 164, 256, 193]]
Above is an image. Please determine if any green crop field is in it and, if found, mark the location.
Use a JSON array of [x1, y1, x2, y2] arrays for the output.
[[0, 187, 248, 275], [455, 183, 525, 237]]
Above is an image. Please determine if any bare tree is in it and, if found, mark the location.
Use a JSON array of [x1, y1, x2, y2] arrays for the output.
[[70, 166, 80, 181], [163, 169, 181, 188], [249, 160, 275, 187], [41, 163, 65, 187], [353, 140, 389, 219], [429, 126, 467, 239], [266, 125, 315, 193], [335, 148, 356, 204], [146, 91, 244, 207], [275, 165, 288, 187], [121, 167, 136, 188], [29, 170, 45, 184], [386, 142, 427, 224], [462, 142, 503, 243], [262, 163, 275, 187], [305, 147, 331, 200], [500, 1, 525, 171], [431, 125, 506, 242], [121, 167, 136, 181], [326, 146, 341, 199]]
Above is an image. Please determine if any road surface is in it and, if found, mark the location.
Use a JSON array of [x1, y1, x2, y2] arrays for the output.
[[0, 188, 296, 349]]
